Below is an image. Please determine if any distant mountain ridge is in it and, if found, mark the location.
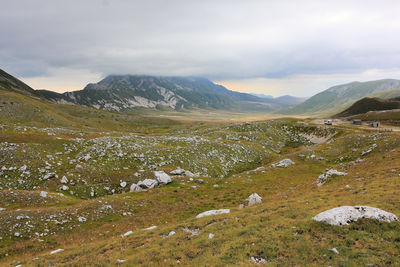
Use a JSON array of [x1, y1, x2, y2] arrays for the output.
[[250, 93, 306, 106], [274, 95, 307, 106], [37, 75, 299, 112], [282, 79, 400, 116], [250, 93, 274, 99]]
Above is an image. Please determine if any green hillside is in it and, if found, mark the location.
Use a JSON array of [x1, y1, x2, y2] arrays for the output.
[[0, 69, 42, 98], [282, 79, 400, 116], [367, 89, 400, 99]]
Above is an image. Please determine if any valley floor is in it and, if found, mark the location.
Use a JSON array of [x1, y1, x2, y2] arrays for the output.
[[0, 117, 399, 266]]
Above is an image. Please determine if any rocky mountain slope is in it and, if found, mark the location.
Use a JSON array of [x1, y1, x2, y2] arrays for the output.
[[282, 79, 400, 116], [37, 75, 292, 112], [334, 97, 400, 118]]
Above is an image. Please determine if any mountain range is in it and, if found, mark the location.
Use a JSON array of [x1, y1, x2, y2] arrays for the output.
[[37, 75, 303, 112], [2, 68, 400, 118]]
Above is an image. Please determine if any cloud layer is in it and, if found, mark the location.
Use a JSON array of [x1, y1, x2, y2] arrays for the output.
[[1, 0, 400, 94]]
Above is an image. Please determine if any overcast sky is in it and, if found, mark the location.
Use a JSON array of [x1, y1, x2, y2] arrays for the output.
[[1, 0, 400, 96]]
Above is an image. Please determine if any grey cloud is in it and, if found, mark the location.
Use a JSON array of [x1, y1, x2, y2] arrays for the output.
[[1, 0, 400, 80]]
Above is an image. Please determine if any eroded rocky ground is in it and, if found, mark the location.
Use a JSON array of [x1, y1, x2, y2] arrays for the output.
[[0, 119, 399, 266]]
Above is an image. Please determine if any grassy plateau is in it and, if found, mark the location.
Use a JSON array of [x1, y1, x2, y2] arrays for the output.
[[0, 89, 399, 266]]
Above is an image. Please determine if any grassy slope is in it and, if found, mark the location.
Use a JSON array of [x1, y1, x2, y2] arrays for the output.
[[367, 89, 400, 99], [281, 80, 400, 117], [0, 116, 399, 266]]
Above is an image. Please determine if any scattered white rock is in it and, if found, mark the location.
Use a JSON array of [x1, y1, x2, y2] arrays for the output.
[[312, 206, 398, 226], [75, 164, 83, 171], [246, 193, 262, 206], [120, 181, 127, 188], [61, 185, 69, 191], [213, 184, 219, 188], [167, 231, 176, 237], [182, 227, 200, 235], [50, 248, 64, 255], [122, 230, 133, 237], [154, 171, 172, 185], [250, 256, 268, 264], [43, 173, 56, 180], [317, 169, 347, 186], [40, 191, 48, 198], [60, 176, 68, 184], [331, 248, 339, 254], [143, 226, 157, 231], [78, 216, 87, 222], [345, 185, 351, 190], [14, 232, 20, 237], [208, 233, 214, 239], [117, 259, 126, 263], [19, 165, 27, 172], [196, 209, 230, 218], [271, 158, 295, 168], [83, 154, 91, 161]]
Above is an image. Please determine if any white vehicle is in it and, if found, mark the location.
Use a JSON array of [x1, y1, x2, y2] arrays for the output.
[[324, 119, 333, 125]]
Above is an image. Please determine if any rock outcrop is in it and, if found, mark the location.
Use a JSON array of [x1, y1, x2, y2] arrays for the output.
[[316, 169, 347, 186], [312, 206, 398, 226], [246, 193, 262, 206], [196, 209, 230, 218], [271, 158, 295, 168]]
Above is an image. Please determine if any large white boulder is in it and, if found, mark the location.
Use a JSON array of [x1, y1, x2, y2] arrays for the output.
[[196, 209, 230, 218], [154, 171, 172, 185], [312, 206, 398, 226], [246, 193, 262, 206], [271, 158, 295, 168], [137, 179, 158, 189], [317, 169, 347, 186]]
